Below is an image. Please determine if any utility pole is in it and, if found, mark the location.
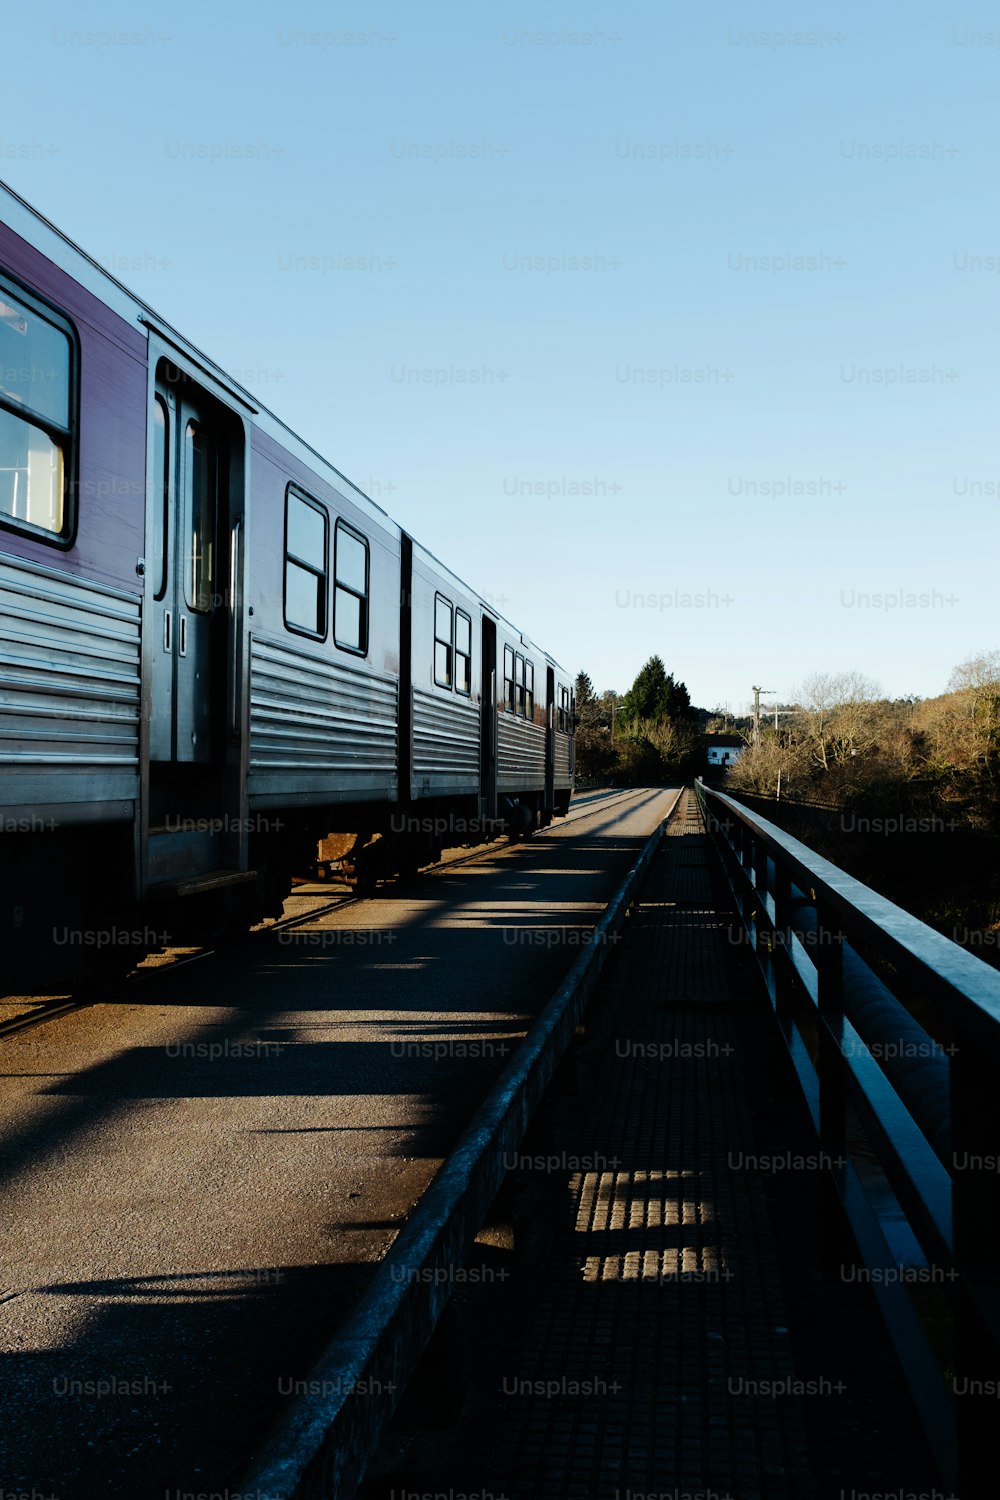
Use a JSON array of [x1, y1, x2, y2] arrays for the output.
[[751, 685, 773, 745]]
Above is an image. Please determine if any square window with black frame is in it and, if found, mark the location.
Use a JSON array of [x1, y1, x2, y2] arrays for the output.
[[455, 609, 472, 694], [0, 280, 74, 541], [434, 593, 453, 687], [285, 489, 328, 637], [334, 519, 369, 653]]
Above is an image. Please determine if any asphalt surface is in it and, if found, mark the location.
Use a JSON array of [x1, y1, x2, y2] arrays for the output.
[[0, 786, 678, 1499]]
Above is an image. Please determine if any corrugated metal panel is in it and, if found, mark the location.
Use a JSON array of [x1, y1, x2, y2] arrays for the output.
[[412, 687, 479, 788], [0, 552, 140, 770], [554, 733, 572, 782], [249, 635, 397, 773], [498, 714, 546, 787]]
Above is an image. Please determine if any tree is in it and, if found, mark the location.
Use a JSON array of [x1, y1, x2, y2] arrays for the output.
[[574, 669, 618, 781], [618, 656, 668, 727], [576, 670, 596, 708], [948, 652, 1000, 692], [918, 653, 1000, 814], [618, 656, 695, 733], [610, 657, 700, 783], [727, 732, 810, 798], [795, 670, 882, 771], [599, 690, 620, 736]]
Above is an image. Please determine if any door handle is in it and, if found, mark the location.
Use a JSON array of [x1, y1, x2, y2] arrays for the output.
[[179, 615, 187, 657], [163, 612, 171, 652]]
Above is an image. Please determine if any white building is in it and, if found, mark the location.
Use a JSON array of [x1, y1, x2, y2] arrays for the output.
[[706, 735, 746, 768]]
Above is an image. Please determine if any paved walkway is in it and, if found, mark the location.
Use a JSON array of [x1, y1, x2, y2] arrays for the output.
[[483, 788, 820, 1498], [0, 791, 676, 1499]]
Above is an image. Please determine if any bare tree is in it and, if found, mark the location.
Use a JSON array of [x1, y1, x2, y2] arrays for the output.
[[916, 652, 1000, 791], [948, 651, 1000, 692], [794, 670, 882, 770], [726, 732, 811, 798]]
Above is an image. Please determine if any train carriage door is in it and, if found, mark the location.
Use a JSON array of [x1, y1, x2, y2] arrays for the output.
[[145, 359, 245, 886], [480, 616, 497, 823], [149, 392, 173, 761], [176, 397, 218, 762], [569, 688, 576, 780], [545, 666, 555, 812], [151, 374, 225, 763]]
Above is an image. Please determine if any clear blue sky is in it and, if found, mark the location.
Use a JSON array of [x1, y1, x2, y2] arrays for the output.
[[3, 0, 996, 714]]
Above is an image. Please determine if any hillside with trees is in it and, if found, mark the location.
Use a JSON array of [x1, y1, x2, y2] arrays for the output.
[[725, 657, 1000, 828], [719, 655, 1000, 955], [573, 652, 1000, 956]]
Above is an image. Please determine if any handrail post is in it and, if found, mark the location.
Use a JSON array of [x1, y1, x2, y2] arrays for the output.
[[752, 836, 770, 969], [815, 906, 849, 1278], [772, 862, 793, 1028], [736, 821, 751, 927], [951, 1023, 1000, 1489]]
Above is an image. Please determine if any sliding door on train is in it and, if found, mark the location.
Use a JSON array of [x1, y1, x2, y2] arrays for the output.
[[545, 665, 555, 812], [480, 615, 497, 822], [150, 379, 224, 765], [144, 360, 246, 887]]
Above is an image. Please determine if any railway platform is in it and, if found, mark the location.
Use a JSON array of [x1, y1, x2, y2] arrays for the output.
[[0, 788, 678, 1499], [365, 789, 937, 1499]]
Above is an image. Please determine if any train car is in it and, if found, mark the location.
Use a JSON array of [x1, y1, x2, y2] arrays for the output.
[[406, 544, 574, 841], [318, 543, 577, 886], [0, 181, 574, 988]]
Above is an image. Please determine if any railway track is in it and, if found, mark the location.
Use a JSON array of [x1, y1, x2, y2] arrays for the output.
[[0, 786, 648, 1041], [0, 891, 360, 1040]]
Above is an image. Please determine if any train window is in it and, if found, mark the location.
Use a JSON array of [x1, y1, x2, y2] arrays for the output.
[[455, 610, 472, 695], [185, 421, 217, 613], [557, 686, 569, 734], [434, 594, 453, 687], [0, 280, 74, 542], [525, 661, 534, 721], [152, 396, 169, 600], [334, 519, 369, 653], [504, 645, 515, 713], [515, 654, 525, 717], [285, 488, 328, 637]]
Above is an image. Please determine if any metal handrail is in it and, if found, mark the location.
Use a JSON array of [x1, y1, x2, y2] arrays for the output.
[[694, 778, 1000, 1492]]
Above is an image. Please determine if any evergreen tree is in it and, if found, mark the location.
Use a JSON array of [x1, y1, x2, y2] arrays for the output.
[[618, 656, 694, 730], [618, 656, 669, 728], [574, 669, 617, 780], [575, 671, 599, 727]]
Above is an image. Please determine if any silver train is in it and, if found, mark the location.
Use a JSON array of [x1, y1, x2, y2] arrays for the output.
[[0, 182, 575, 989]]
